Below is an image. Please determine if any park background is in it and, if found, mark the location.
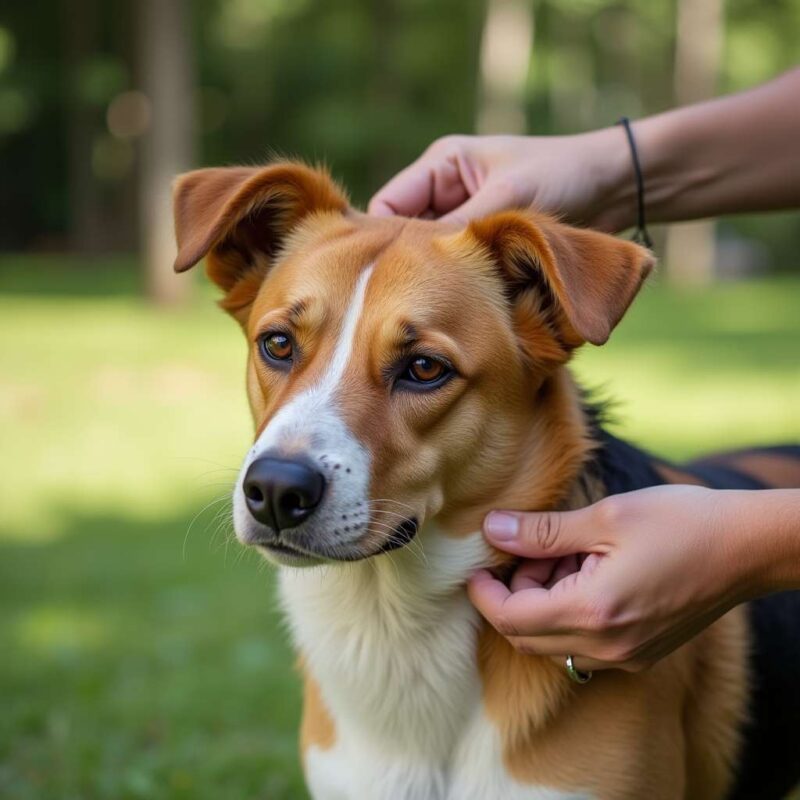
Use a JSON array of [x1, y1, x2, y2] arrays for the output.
[[0, 1, 798, 798]]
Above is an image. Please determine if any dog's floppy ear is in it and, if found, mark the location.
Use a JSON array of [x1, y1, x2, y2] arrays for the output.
[[172, 162, 348, 314], [468, 211, 654, 358]]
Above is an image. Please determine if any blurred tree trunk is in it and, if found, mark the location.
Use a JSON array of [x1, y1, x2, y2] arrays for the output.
[[664, 0, 724, 285], [476, 0, 534, 134], [64, 0, 103, 253], [368, 0, 400, 190], [138, 0, 195, 305]]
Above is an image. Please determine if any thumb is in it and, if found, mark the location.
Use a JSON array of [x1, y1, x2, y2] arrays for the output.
[[439, 182, 514, 226], [483, 508, 601, 558]]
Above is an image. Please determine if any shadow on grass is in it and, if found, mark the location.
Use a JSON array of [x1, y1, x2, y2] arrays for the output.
[[0, 510, 308, 800]]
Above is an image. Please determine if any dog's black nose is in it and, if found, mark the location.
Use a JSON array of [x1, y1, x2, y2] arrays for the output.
[[243, 457, 326, 530]]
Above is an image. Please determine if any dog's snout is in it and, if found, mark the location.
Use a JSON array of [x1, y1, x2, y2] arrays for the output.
[[243, 457, 326, 531]]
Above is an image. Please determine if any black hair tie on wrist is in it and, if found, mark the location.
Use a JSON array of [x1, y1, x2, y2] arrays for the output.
[[617, 116, 653, 249]]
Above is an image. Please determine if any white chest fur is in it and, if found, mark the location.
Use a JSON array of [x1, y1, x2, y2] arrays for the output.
[[280, 529, 488, 759], [279, 528, 588, 800]]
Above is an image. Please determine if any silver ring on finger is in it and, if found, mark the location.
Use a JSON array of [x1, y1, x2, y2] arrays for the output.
[[565, 654, 593, 684]]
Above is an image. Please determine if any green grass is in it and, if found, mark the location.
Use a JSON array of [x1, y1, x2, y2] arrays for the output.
[[1, 256, 799, 799]]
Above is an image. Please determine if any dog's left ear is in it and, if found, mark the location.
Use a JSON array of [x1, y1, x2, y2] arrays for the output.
[[172, 162, 348, 315], [468, 211, 654, 351]]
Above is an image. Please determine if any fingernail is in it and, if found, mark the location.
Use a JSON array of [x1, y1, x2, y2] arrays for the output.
[[485, 512, 518, 542]]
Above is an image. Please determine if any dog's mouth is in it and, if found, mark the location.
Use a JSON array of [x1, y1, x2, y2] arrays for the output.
[[253, 538, 324, 565], [377, 517, 419, 554], [253, 517, 419, 564], [260, 540, 309, 558]]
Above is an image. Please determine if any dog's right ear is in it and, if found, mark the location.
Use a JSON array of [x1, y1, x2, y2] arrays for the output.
[[172, 162, 348, 316]]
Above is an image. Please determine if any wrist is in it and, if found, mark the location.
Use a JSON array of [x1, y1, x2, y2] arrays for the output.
[[579, 125, 638, 232], [629, 108, 723, 225], [716, 490, 800, 600]]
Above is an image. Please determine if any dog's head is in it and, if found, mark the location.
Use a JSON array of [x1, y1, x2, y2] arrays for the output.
[[173, 162, 653, 566]]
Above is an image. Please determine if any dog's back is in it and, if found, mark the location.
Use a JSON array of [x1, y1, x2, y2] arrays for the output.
[[687, 444, 800, 490], [680, 445, 800, 800]]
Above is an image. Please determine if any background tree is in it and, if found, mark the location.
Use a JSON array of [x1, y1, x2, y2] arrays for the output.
[[664, 0, 724, 284], [476, 0, 534, 135], [137, 0, 195, 305]]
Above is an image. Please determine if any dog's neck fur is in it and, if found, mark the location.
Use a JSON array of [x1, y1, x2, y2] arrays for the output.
[[280, 368, 604, 761]]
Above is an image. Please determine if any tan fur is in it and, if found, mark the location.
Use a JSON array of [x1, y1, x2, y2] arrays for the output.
[[479, 609, 748, 799], [299, 666, 336, 761]]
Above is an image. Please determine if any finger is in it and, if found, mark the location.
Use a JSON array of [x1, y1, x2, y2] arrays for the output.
[[468, 569, 579, 637], [548, 654, 617, 673], [547, 554, 580, 588], [506, 633, 586, 657], [368, 161, 436, 218], [509, 558, 558, 592], [515, 641, 619, 673], [506, 638, 624, 673], [439, 183, 512, 226], [503, 636, 629, 673], [428, 156, 471, 216], [483, 507, 604, 559]]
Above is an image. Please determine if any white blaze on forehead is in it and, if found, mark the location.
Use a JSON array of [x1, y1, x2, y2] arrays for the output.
[[259, 263, 374, 443], [315, 263, 374, 400], [233, 265, 375, 540]]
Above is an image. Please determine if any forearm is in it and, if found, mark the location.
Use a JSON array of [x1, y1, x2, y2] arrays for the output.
[[607, 68, 800, 227], [723, 489, 800, 598]]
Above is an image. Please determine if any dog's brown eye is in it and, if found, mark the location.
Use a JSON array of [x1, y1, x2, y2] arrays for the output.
[[261, 333, 293, 362], [408, 356, 445, 383]]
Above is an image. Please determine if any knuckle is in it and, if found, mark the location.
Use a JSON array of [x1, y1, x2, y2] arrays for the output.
[[428, 134, 465, 155], [493, 613, 521, 638], [485, 173, 520, 204], [512, 638, 539, 656], [594, 635, 642, 666], [594, 495, 629, 530], [608, 642, 637, 664], [521, 512, 561, 552], [621, 656, 651, 673], [581, 596, 618, 633]]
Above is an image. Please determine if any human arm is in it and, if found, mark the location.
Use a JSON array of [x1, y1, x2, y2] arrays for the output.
[[467, 486, 800, 672], [368, 68, 800, 229]]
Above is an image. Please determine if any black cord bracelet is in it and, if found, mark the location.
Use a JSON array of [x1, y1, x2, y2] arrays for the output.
[[617, 116, 653, 249]]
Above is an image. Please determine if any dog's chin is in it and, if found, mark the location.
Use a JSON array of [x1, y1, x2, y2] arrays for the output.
[[245, 518, 420, 568]]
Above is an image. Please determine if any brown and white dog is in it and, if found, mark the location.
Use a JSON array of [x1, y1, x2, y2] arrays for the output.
[[172, 162, 800, 800]]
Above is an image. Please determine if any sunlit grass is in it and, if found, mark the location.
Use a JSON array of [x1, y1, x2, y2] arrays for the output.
[[573, 275, 800, 454], [0, 293, 250, 538], [0, 257, 798, 799]]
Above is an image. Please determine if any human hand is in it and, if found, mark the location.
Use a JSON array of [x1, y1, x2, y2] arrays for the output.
[[467, 486, 758, 673], [368, 130, 634, 230]]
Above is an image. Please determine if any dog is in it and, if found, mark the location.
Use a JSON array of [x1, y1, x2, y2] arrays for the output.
[[172, 162, 800, 799]]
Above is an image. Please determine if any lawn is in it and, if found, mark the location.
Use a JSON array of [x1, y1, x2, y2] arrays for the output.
[[1, 256, 798, 799]]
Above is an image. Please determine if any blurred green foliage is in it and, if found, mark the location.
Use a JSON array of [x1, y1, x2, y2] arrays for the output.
[[1, 256, 798, 797], [0, 0, 799, 262]]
